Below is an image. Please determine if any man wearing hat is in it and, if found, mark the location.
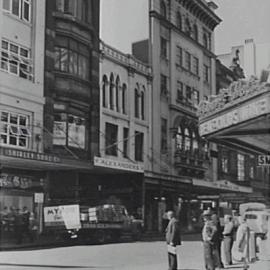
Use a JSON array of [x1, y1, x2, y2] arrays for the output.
[[165, 210, 182, 270], [202, 209, 217, 270]]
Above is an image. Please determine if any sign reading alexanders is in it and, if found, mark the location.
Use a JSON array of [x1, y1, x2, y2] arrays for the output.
[[94, 156, 144, 173], [199, 97, 270, 136]]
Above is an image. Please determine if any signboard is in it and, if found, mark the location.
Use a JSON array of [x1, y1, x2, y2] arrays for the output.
[[258, 155, 270, 166], [94, 156, 144, 173], [34, 193, 44, 203], [199, 97, 270, 136], [192, 179, 252, 193], [44, 205, 81, 229], [1, 148, 61, 163]]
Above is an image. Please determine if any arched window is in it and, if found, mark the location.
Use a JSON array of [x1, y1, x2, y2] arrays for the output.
[[115, 76, 120, 112], [203, 33, 208, 48], [184, 128, 191, 151], [141, 88, 145, 120], [193, 24, 198, 41], [102, 75, 108, 108], [122, 83, 127, 114], [176, 11, 182, 30], [176, 127, 183, 150], [160, 0, 166, 18], [109, 73, 114, 110], [185, 18, 191, 36], [192, 132, 198, 151], [135, 88, 140, 118]]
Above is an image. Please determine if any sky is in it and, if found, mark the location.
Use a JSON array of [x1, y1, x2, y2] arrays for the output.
[[100, 0, 270, 55]]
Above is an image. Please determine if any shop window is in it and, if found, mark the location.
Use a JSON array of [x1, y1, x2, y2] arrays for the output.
[[0, 111, 31, 148], [1, 39, 32, 80], [161, 118, 167, 153], [175, 127, 183, 150], [237, 154, 245, 181], [3, 0, 31, 22], [54, 38, 89, 81], [184, 128, 191, 151], [185, 51, 191, 71], [56, 0, 91, 23], [123, 127, 129, 158], [53, 113, 86, 149], [105, 122, 118, 156], [176, 46, 183, 67], [135, 131, 144, 161]]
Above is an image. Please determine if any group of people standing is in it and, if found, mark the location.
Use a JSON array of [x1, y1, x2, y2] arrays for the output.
[[202, 209, 250, 270]]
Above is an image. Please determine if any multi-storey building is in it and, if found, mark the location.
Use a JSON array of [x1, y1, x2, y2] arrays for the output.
[[97, 41, 152, 217], [133, 0, 222, 232], [43, 0, 100, 205], [0, 0, 46, 236]]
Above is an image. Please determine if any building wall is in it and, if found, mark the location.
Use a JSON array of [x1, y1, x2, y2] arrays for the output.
[[0, 0, 46, 152], [100, 42, 152, 171]]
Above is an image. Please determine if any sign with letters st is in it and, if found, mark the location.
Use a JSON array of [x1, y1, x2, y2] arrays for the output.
[[258, 155, 270, 166]]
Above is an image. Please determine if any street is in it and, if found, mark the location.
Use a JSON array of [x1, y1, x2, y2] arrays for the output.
[[0, 238, 269, 270]]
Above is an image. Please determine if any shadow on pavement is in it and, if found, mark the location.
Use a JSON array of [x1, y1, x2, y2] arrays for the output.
[[0, 263, 109, 269]]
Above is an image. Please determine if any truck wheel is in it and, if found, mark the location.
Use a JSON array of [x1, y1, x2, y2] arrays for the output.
[[96, 230, 106, 244]]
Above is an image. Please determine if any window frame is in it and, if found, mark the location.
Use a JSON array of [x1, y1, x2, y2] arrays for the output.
[[2, 0, 31, 22], [135, 131, 144, 161], [105, 122, 118, 156]]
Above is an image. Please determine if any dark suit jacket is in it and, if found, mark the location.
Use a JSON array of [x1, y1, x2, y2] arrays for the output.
[[165, 217, 182, 246]]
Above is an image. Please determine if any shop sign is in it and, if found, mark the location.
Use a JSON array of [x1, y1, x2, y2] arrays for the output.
[[258, 155, 270, 166], [199, 97, 270, 136], [44, 206, 64, 226], [1, 148, 61, 163], [0, 173, 42, 189], [94, 156, 144, 172], [192, 179, 252, 193]]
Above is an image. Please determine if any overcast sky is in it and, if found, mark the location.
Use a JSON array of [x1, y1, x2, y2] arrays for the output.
[[100, 0, 270, 55]]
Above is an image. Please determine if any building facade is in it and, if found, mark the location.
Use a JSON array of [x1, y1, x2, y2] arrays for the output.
[[133, 0, 223, 232], [43, 0, 100, 205], [98, 41, 152, 218], [0, 0, 46, 237]]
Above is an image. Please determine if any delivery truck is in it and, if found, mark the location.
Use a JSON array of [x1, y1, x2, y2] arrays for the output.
[[43, 204, 143, 244]]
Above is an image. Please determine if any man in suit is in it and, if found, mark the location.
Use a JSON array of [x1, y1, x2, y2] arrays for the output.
[[165, 210, 182, 270]]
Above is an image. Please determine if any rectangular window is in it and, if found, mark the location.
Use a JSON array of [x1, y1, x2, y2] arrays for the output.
[[0, 111, 31, 148], [186, 86, 192, 101], [2, 0, 31, 22], [161, 118, 167, 153], [176, 81, 183, 101], [105, 123, 118, 156], [135, 131, 144, 161], [237, 154, 245, 181], [185, 51, 191, 71], [193, 57, 199, 75], [160, 74, 168, 97], [160, 37, 167, 59], [221, 156, 228, 173], [123, 127, 129, 158], [176, 46, 182, 66], [203, 64, 210, 83], [1, 39, 32, 80], [53, 113, 85, 149], [193, 89, 200, 105]]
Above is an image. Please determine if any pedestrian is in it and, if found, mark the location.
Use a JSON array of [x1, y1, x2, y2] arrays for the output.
[[202, 209, 216, 270], [211, 213, 224, 269], [222, 215, 234, 266], [22, 206, 33, 242], [165, 210, 182, 270], [235, 216, 249, 270]]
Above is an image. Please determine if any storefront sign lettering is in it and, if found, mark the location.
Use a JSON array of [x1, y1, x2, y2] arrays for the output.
[[258, 155, 270, 166], [2, 148, 61, 163], [199, 97, 269, 136], [94, 156, 144, 172]]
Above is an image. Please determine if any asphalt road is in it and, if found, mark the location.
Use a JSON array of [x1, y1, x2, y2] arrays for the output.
[[0, 238, 269, 270]]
